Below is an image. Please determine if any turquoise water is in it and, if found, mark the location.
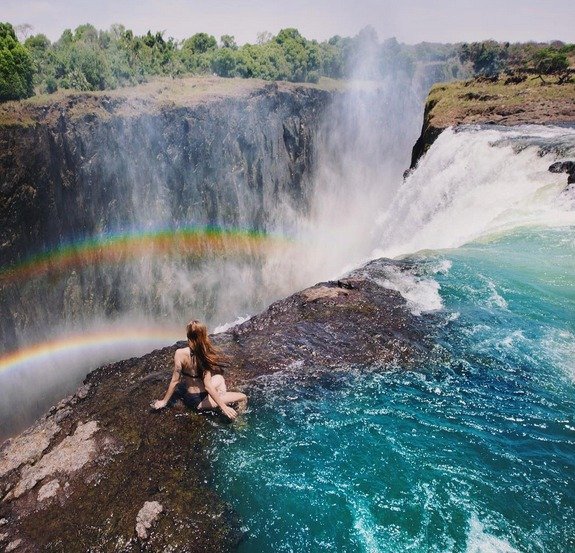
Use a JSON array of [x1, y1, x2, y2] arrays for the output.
[[210, 227, 575, 552]]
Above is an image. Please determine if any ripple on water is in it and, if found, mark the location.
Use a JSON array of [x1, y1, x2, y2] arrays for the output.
[[211, 228, 575, 552]]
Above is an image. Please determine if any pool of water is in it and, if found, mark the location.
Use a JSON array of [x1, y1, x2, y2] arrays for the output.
[[210, 227, 575, 552]]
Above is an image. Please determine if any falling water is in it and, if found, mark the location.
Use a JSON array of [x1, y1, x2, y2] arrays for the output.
[[0, 71, 426, 439]]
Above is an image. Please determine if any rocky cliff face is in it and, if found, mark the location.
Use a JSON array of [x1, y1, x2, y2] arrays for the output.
[[0, 78, 332, 353], [0, 258, 434, 552], [0, 78, 329, 266], [410, 76, 575, 168]]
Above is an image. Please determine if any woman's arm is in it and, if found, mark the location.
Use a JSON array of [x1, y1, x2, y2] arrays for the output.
[[203, 370, 237, 420], [151, 353, 182, 410]]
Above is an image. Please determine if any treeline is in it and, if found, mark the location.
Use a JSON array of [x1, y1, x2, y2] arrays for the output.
[[1, 22, 463, 102], [0, 20, 573, 103], [459, 40, 574, 79]]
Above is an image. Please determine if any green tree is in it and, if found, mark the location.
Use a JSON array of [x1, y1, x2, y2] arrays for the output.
[[274, 28, 318, 82], [0, 22, 34, 101], [533, 48, 569, 74], [74, 23, 99, 44], [211, 47, 237, 77], [220, 35, 237, 49], [24, 33, 50, 53], [182, 33, 217, 54], [459, 41, 507, 76]]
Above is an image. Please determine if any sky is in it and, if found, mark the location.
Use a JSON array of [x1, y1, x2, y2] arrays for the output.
[[3, 0, 574, 45]]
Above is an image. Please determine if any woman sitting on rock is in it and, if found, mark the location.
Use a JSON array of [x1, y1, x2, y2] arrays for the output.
[[151, 320, 247, 420]]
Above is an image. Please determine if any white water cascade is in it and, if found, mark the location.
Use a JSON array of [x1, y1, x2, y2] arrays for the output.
[[371, 125, 575, 260]]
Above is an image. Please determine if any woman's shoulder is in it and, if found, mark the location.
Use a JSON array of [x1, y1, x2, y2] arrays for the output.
[[174, 346, 192, 359]]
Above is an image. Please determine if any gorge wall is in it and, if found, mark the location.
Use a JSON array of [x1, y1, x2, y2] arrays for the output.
[[0, 79, 330, 265], [0, 78, 332, 353]]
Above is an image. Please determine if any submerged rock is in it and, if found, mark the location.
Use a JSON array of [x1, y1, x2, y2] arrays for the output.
[[0, 258, 433, 551]]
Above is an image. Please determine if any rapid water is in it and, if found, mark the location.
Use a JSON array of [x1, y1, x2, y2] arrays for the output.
[[209, 126, 575, 552]]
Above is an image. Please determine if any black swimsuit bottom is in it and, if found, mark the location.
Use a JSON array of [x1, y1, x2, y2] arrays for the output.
[[175, 382, 208, 410]]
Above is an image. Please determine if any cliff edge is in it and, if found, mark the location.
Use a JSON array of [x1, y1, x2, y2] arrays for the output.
[[410, 76, 575, 168], [0, 259, 433, 552]]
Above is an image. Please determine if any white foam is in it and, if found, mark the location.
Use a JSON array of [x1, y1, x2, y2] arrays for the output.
[[350, 498, 382, 553], [499, 331, 525, 348], [433, 259, 453, 275], [541, 328, 575, 383], [374, 125, 575, 259], [483, 278, 508, 310], [213, 315, 252, 334], [466, 515, 522, 553], [375, 267, 443, 316]]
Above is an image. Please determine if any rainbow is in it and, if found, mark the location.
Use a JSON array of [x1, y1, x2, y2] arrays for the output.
[[0, 226, 289, 286], [0, 327, 181, 375]]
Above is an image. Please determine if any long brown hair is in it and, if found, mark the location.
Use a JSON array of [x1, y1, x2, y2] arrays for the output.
[[186, 320, 226, 376]]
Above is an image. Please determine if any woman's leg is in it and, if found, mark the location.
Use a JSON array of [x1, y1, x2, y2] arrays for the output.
[[211, 374, 227, 394], [198, 374, 247, 412]]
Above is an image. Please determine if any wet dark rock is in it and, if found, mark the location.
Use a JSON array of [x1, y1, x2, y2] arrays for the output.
[[549, 160, 575, 184], [0, 257, 432, 552]]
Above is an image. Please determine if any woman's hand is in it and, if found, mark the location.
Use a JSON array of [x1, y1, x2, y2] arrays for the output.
[[220, 404, 238, 420], [151, 399, 168, 410]]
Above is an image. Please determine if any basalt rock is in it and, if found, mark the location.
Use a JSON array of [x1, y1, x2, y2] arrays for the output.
[[549, 160, 575, 185], [0, 257, 434, 552], [0, 78, 333, 354], [0, 79, 330, 267]]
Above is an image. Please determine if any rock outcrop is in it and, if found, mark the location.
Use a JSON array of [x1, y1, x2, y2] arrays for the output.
[[0, 258, 434, 552], [549, 160, 575, 185], [410, 77, 575, 168]]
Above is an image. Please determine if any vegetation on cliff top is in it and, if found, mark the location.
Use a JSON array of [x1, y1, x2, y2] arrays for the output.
[[409, 74, 575, 169], [0, 23, 34, 101], [425, 76, 575, 129], [2, 22, 467, 101], [0, 75, 341, 128], [1, 20, 573, 105]]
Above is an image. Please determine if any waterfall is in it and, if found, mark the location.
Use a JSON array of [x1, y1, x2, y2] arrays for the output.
[[0, 78, 424, 439], [374, 124, 575, 259], [3, 88, 573, 442]]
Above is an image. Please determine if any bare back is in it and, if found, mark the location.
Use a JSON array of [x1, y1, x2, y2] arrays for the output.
[[174, 347, 203, 393]]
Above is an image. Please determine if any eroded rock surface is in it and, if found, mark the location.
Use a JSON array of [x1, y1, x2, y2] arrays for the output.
[[12, 421, 99, 499], [37, 479, 60, 502], [0, 420, 60, 479], [135, 500, 163, 539], [0, 258, 434, 552]]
